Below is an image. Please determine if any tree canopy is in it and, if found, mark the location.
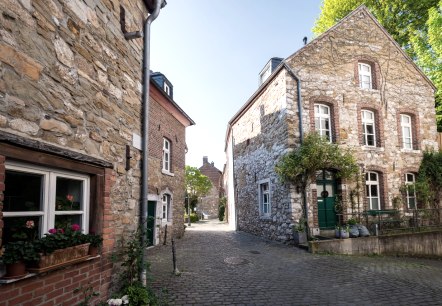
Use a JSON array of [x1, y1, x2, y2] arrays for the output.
[[275, 133, 359, 189], [313, 0, 442, 131], [185, 166, 212, 209]]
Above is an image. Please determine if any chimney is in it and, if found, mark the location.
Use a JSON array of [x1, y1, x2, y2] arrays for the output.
[[203, 156, 208, 164]]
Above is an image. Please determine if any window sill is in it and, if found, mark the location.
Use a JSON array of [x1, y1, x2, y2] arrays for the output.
[[260, 216, 272, 221], [0, 255, 100, 285], [400, 148, 420, 154], [161, 219, 172, 226], [162, 170, 175, 177], [361, 146, 384, 152]]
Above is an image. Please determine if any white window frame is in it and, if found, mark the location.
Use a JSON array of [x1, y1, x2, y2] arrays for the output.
[[314, 104, 332, 142], [164, 83, 170, 95], [258, 179, 271, 218], [366, 171, 380, 210], [358, 63, 372, 89], [405, 173, 416, 209], [3, 162, 90, 238], [259, 64, 271, 85], [401, 114, 413, 150], [362, 110, 376, 147], [162, 138, 171, 173], [161, 194, 171, 222]]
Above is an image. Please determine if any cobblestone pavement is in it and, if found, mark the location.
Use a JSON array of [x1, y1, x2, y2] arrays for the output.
[[148, 219, 442, 305]]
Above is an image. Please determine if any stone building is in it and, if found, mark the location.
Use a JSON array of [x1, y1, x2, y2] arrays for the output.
[[0, 0, 193, 304], [198, 156, 223, 218], [224, 6, 439, 242]]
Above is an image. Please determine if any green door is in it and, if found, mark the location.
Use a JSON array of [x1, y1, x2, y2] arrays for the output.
[[147, 201, 156, 246], [317, 170, 338, 229]]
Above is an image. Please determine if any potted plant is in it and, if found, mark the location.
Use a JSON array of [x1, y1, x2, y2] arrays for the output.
[[30, 224, 92, 272], [1, 241, 40, 278], [293, 218, 307, 246], [85, 233, 103, 256]]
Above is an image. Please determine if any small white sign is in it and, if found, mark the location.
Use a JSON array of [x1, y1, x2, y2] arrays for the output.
[[132, 133, 142, 150]]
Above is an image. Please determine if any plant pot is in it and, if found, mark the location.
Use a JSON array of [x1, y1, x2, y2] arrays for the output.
[[28, 243, 90, 273], [293, 231, 307, 246], [4, 261, 27, 279], [339, 230, 349, 239], [88, 246, 99, 256]]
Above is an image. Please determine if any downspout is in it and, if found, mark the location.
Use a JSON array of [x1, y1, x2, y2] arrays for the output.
[[140, 0, 162, 284], [283, 63, 309, 239]]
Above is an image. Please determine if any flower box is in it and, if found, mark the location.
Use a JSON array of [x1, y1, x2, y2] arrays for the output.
[[28, 243, 91, 273]]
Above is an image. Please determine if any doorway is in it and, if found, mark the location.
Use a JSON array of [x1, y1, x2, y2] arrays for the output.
[[147, 200, 156, 246], [316, 170, 338, 229]]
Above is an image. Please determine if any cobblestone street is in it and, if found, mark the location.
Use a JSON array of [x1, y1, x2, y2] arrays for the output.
[[148, 220, 442, 305]]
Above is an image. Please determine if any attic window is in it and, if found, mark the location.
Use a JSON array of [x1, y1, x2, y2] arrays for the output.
[[260, 65, 271, 85], [164, 83, 170, 95]]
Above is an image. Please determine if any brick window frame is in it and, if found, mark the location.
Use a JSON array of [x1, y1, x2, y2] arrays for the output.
[[357, 104, 384, 148], [396, 109, 420, 150], [354, 56, 380, 90], [309, 96, 340, 143], [362, 166, 388, 210]]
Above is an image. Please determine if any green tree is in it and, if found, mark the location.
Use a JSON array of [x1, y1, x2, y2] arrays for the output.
[[276, 133, 359, 189], [275, 133, 359, 231], [185, 166, 212, 213], [313, 0, 442, 131]]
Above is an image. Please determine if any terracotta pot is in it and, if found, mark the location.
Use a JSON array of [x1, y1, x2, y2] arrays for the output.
[[88, 246, 99, 256], [5, 261, 27, 278]]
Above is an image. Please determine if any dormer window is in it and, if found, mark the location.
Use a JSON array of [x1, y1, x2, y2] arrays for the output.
[[358, 63, 372, 89], [260, 65, 271, 85]]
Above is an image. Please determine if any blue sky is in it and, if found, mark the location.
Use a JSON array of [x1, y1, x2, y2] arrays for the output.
[[151, 0, 323, 170]]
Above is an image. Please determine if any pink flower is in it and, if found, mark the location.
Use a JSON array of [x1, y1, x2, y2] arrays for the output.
[[71, 224, 81, 231], [57, 228, 65, 234], [66, 194, 74, 202], [26, 220, 35, 229], [48, 228, 57, 234]]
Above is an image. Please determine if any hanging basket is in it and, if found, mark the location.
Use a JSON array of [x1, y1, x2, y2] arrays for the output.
[[28, 243, 91, 273]]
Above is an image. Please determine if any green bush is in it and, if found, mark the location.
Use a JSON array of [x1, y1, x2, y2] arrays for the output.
[[218, 197, 226, 221], [184, 213, 199, 223]]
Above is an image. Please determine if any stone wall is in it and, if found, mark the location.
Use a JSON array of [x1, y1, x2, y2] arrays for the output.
[[231, 69, 299, 242]]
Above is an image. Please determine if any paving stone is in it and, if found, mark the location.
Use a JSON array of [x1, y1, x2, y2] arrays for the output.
[[148, 219, 442, 305]]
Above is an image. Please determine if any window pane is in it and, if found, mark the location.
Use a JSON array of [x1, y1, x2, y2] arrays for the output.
[[406, 173, 414, 182], [3, 216, 41, 244], [367, 135, 375, 146], [371, 198, 379, 210], [56, 177, 83, 211], [370, 173, 377, 181], [370, 185, 378, 196], [54, 215, 82, 231], [315, 117, 320, 130], [408, 198, 416, 209], [4, 170, 43, 212]]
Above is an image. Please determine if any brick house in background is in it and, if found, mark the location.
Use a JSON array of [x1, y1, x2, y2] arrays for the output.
[[224, 6, 439, 242], [198, 156, 223, 219], [0, 0, 193, 304]]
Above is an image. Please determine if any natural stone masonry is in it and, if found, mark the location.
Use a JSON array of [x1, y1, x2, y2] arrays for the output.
[[149, 220, 442, 305], [225, 6, 438, 243], [0, 0, 192, 303]]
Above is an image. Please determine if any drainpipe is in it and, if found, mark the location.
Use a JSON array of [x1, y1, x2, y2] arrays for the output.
[[283, 63, 309, 239], [140, 0, 163, 285]]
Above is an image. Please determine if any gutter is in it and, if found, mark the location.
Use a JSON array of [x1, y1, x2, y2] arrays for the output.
[[140, 0, 164, 285]]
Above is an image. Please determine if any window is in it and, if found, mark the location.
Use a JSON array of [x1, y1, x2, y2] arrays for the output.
[[314, 104, 332, 142], [162, 138, 171, 172], [259, 181, 270, 217], [405, 173, 416, 209], [260, 65, 271, 85], [401, 114, 413, 149], [162, 194, 171, 222], [366, 171, 380, 210], [361, 110, 376, 147], [358, 63, 372, 89], [3, 162, 90, 245]]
